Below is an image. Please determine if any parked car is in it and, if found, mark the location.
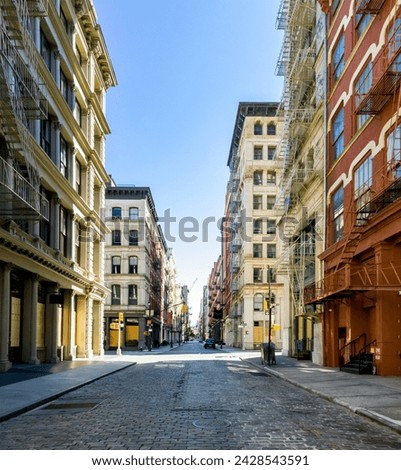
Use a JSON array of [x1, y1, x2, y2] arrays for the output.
[[203, 338, 216, 349]]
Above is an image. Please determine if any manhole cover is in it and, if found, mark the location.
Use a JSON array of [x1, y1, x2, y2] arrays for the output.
[[192, 418, 231, 430]]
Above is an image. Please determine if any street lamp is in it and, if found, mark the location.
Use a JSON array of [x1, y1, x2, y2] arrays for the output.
[[267, 266, 273, 366]]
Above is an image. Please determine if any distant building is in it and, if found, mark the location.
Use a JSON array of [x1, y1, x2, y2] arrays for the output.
[[104, 184, 179, 350], [224, 102, 285, 350], [207, 256, 223, 343], [0, 0, 116, 370]]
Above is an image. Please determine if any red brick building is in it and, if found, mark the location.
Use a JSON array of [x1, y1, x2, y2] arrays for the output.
[[310, 0, 401, 375]]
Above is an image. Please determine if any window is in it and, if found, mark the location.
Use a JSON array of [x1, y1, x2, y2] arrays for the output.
[[354, 156, 372, 214], [128, 284, 138, 305], [129, 256, 138, 274], [112, 207, 122, 219], [112, 230, 121, 246], [267, 244, 276, 258], [254, 121, 263, 135], [60, 206, 68, 257], [387, 124, 401, 163], [60, 8, 69, 35], [253, 268, 263, 283], [253, 171, 263, 185], [254, 294, 263, 311], [253, 243, 263, 258], [60, 70, 70, 104], [355, 62, 372, 129], [387, 124, 401, 178], [266, 219, 276, 234], [75, 221, 81, 265], [333, 107, 344, 160], [388, 18, 401, 72], [40, 30, 52, 71], [253, 146, 263, 160], [40, 119, 51, 155], [332, 0, 340, 11], [111, 285, 121, 305], [266, 195, 275, 210], [60, 136, 69, 178], [129, 207, 139, 220], [333, 33, 345, 82], [129, 229, 138, 246], [74, 100, 82, 126], [253, 219, 262, 234], [266, 171, 276, 184], [111, 256, 121, 274], [355, 12, 371, 39], [253, 195, 262, 210], [268, 146, 276, 160], [332, 186, 344, 242], [75, 160, 82, 195], [267, 123, 276, 135]]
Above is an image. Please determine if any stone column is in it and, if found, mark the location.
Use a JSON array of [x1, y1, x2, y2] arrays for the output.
[[63, 289, 76, 360], [0, 264, 12, 371], [46, 286, 60, 364], [22, 275, 40, 364]]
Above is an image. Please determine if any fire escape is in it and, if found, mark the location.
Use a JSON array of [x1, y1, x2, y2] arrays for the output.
[[305, 4, 401, 304], [274, 0, 322, 315], [0, 0, 49, 221]]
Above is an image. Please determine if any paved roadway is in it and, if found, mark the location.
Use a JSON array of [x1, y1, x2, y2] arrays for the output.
[[0, 341, 401, 450]]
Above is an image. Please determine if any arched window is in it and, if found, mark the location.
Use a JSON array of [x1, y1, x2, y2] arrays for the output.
[[111, 256, 121, 274], [267, 123, 276, 135], [128, 284, 138, 305], [111, 285, 121, 305], [254, 121, 263, 135], [129, 256, 138, 274], [254, 294, 263, 311], [112, 207, 122, 219], [129, 207, 139, 220]]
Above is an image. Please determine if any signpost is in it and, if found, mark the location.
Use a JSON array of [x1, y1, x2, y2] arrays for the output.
[[116, 312, 124, 355]]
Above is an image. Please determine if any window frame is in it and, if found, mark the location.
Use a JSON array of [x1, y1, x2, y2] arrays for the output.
[[112, 229, 121, 246], [333, 107, 345, 160], [111, 256, 121, 274], [332, 186, 344, 243], [333, 33, 345, 82], [111, 284, 121, 305]]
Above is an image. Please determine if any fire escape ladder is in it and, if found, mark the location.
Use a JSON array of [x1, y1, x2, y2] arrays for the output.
[[355, 19, 401, 115], [355, 0, 385, 14], [0, 0, 49, 220]]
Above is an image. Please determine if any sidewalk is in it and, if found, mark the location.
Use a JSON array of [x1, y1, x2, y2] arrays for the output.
[[243, 353, 401, 434], [0, 345, 180, 422]]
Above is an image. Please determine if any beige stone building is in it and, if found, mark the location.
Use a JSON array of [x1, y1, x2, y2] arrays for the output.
[[104, 184, 181, 350], [0, 0, 116, 370], [224, 103, 285, 350]]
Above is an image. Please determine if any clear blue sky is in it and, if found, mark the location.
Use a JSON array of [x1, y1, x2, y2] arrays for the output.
[[94, 0, 284, 318]]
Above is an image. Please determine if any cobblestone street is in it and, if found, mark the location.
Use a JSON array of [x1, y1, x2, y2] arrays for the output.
[[1, 343, 401, 450]]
